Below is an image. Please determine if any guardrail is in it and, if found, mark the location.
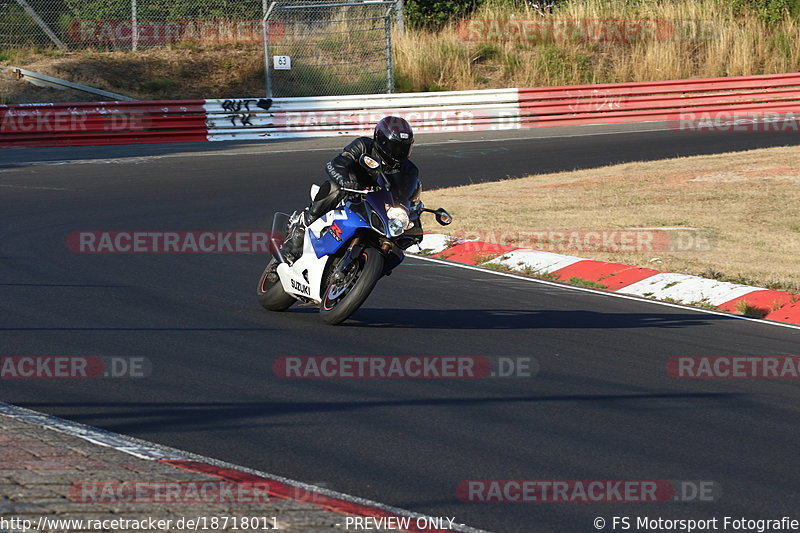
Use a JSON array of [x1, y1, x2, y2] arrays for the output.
[[205, 89, 521, 141], [518, 72, 800, 128], [0, 101, 207, 147], [3, 73, 800, 147]]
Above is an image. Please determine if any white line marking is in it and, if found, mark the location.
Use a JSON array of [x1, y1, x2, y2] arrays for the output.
[[0, 401, 491, 533], [0, 183, 74, 190], [409, 255, 800, 332]]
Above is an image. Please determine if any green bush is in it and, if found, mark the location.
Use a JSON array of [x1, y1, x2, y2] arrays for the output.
[[404, 0, 485, 29], [727, 0, 800, 24], [142, 0, 259, 20], [63, 0, 129, 20], [63, 0, 260, 21]]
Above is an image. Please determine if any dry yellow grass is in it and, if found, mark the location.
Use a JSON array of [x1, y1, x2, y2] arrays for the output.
[[394, 0, 800, 91], [423, 144, 800, 292]]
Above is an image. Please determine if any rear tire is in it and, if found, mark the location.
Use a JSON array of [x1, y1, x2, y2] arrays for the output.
[[257, 258, 295, 311], [320, 248, 383, 325]]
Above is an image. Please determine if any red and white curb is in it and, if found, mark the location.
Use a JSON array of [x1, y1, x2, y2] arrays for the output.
[[409, 234, 800, 326], [0, 402, 489, 533]]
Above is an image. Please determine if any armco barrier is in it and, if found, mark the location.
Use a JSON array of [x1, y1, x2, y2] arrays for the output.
[[205, 89, 521, 141], [3, 72, 800, 147], [518, 72, 800, 127], [0, 100, 207, 147]]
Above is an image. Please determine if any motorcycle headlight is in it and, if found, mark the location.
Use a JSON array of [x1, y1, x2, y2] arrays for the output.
[[386, 206, 411, 237]]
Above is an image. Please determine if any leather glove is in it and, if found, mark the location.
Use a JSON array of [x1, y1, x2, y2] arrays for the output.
[[337, 178, 361, 190]]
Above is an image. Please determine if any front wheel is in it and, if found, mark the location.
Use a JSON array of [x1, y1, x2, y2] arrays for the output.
[[257, 258, 295, 311], [320, 248, 384, 325]]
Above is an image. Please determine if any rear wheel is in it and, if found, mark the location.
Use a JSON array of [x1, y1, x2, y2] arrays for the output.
[[257, 258, 295, 311], [320, 248, 383, 325]]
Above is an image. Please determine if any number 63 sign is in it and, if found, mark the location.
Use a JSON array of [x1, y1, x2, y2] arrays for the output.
[[273, 56, 291, 70]]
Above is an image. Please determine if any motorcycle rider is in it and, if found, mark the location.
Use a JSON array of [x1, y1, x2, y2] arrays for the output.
[[280, 116, 422, 260]]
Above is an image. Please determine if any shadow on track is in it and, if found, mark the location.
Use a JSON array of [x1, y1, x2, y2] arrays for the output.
[[21, 392, 746, 434], [0, 308, 732, 332], [340, 308, 735, 329]]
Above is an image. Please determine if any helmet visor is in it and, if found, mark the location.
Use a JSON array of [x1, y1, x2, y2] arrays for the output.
[[385, 140, 412, 162]]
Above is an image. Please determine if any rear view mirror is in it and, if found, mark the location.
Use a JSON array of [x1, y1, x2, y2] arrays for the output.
[[434, 208, 452, 226]]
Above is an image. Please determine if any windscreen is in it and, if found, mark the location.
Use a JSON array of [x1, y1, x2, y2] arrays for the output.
[[385, 171, 420, 209]]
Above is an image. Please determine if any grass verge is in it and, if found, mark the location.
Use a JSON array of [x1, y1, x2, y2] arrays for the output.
[[423, 144, 800, 294]]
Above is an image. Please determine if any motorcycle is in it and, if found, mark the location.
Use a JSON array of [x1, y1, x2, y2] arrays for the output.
[[257, 153, 452, 325]]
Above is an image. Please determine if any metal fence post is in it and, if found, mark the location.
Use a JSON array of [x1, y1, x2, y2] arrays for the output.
[[394, 0, 403, 35], [385, 5, 394, 94], [132, 0, 138, 51], [262, 1, 276, 98]]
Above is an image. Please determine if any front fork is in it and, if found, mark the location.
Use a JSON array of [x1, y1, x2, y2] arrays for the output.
[[331, 237, 398, 283], [331, 238, 364, 283]]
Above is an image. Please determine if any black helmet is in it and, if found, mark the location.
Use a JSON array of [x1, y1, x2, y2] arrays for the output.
[[373, 116, 414, 166]]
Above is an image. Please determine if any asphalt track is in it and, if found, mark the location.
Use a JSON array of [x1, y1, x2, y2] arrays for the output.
[[1, 125, 800, 532]]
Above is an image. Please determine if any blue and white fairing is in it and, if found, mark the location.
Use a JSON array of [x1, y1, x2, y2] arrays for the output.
[[309, 182, 408, 262], [308, 208, 369, 259]]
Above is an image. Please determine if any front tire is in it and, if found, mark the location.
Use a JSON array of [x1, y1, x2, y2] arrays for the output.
[[257, 258, 295, 311], [320, 248, 384, 325]]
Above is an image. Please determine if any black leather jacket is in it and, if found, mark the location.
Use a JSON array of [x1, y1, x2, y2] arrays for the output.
[[325, 137, 421, 206]]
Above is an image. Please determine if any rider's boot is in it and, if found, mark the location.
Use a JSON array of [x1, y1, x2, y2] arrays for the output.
[[280, 207, 312, 261], [280, 180, 344, 261]]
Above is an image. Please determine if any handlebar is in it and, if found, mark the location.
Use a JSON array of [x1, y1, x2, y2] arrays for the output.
[[341, 186, 380, 194]]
